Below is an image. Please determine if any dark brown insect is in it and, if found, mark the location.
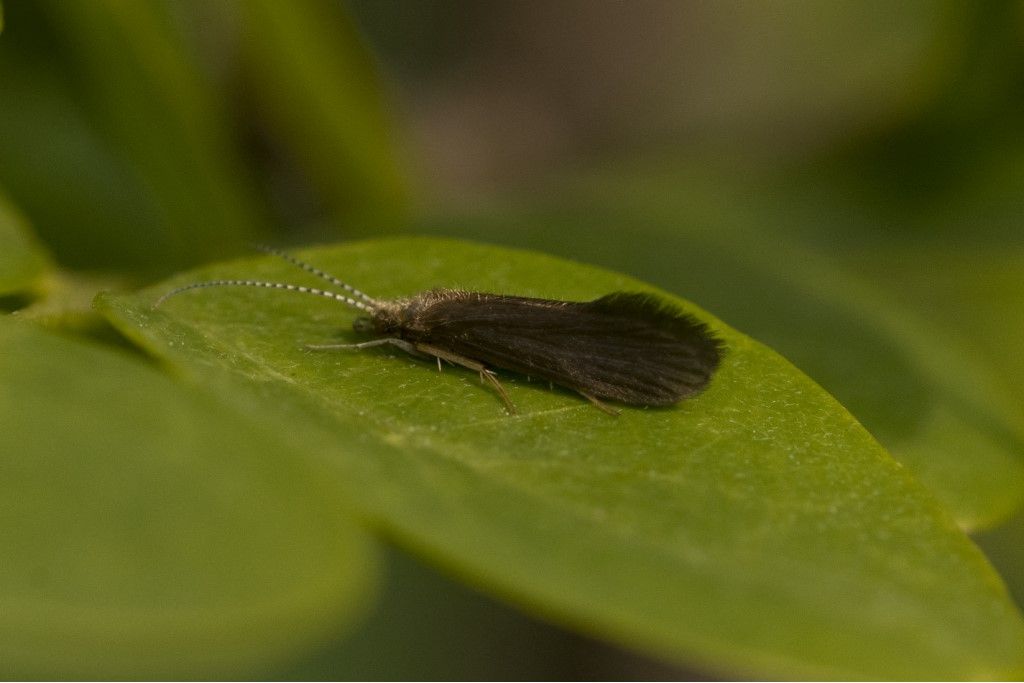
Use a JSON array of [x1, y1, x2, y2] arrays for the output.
[[155, 247, 724, 415]]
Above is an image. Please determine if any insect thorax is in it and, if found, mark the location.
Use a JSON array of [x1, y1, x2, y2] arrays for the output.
[[368, 289, 465, 337]]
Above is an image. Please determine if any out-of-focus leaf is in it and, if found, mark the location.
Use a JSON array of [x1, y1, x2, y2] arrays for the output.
[[845, 246, 1024, 407], [0, 190, 50, 297], [977, 506, 1024, 612], [238, 0, 407, 228], [0, 190, 123, 336], [99, 238, 1024, 679], [273, 544, 603, 680], [16, 271, 133, 339], [0, 317, 376, 679], [30, 0, 268, 270], [0, 37, 170, 271], [409, 186, 1024, 531]]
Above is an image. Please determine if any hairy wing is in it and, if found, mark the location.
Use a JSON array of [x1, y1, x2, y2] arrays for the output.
[[415, 292, 724, 405]]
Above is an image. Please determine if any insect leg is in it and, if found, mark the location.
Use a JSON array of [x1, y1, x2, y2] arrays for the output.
[[579, 391, 621, 416], [414, 342, 517, 415], [306, 337, 430, 359]]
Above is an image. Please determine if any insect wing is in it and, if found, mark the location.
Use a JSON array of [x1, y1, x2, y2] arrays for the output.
[[418, 293, 723, 405]]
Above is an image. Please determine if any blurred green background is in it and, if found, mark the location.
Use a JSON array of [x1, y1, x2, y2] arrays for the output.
[[2, 0, 1024, 678]]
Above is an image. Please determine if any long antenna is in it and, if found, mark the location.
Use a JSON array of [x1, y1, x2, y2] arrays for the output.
[[153, 279, 377, 312], [254, 245, 378, 305]]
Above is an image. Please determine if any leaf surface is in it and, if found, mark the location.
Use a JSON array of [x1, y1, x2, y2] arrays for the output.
[[0, 317, 375, 678], [99, 237, 1024, 679]]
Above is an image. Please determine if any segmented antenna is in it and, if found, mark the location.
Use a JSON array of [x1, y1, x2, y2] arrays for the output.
[[254, 245, 378, 305], [153, 279, 377, 312]]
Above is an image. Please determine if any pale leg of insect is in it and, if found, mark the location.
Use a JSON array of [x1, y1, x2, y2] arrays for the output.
[[579, 391, 621, 416], [305, 338, 429, 358], [414, 342, 517, 415]]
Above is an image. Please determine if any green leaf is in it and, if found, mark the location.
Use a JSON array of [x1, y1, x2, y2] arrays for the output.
[[0, 43, 170, 272], [15, 270, 134, 339], [977, 505, 1024, 616], [0, 317, 376, 678], [98, 237, 1024, 679], [669, 234, 1024, 533], [272, 544, 593, 680], [0, 190, 51, 297], [411, 194, 1024, 531], [237, 0, 407, 227], [845, 245, 1024, 409], [33, 0, 269, 270]]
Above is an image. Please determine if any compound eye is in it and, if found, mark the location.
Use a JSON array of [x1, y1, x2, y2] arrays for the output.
[[352, 316, 374, 333]]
